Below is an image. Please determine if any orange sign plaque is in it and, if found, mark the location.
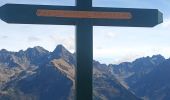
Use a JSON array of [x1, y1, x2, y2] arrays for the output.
[[36, 9, 132, 19]]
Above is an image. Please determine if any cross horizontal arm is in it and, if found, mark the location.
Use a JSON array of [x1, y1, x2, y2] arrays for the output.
[[0, 4, 163, 27], [0, 4, 77, 25]]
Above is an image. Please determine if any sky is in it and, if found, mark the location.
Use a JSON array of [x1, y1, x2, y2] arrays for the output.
[[0, 0, 170, 64]]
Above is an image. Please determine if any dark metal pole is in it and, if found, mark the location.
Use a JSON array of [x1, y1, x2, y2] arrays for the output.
[[76, 0, 93, 100]]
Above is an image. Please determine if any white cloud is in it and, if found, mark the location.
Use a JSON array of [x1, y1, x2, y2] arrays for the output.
[[161, 18, 170, 28], [105, 32, 120, 39], [27, 36, 41, 42], [49, 34, 75, 52], [0, 35, 8, 39], [94, 46, 170, 64]]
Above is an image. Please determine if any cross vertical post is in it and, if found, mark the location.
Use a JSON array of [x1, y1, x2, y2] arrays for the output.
[[76, 0, 93, 100]]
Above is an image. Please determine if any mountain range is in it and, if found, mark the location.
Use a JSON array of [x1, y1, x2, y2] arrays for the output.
[[0, 45, 170, 100]]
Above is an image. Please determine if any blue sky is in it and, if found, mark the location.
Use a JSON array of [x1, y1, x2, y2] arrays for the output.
[[0, 0, 170, 64]]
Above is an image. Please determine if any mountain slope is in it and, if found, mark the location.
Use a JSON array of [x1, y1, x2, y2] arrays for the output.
[[93, 61, 140, 100], [109, 55, 170, 100], [0, 45, 139, 100], [131, 59, 170, 100]]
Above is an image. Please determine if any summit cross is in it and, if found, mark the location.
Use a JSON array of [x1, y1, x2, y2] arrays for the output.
[[0, 0, 163, 100]]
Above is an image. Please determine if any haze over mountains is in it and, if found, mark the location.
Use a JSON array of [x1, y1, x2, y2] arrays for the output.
[[0, 45, 170, 100]]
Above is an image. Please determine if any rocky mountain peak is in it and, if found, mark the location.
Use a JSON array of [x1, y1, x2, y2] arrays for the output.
[[0, 49, 8, 53], [51, 45, 75, 64], [151, 54, 165, 62], [25, 46, 49, 55], [53, 45, 69, 55]]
